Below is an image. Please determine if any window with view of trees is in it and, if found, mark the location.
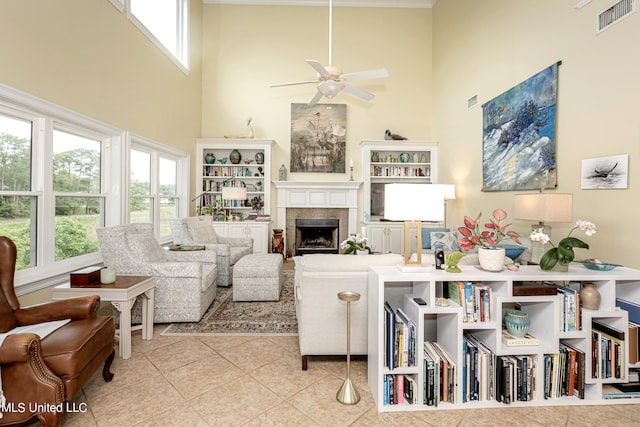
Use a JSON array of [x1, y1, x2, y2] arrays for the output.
[[129, 140, 182, 240], [53, 129, 104, 262], [1, 85, 188, 289], [0, 112, 36, 271]]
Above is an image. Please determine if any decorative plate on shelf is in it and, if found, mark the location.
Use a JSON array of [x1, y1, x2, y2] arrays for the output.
[[576, 259, 622, 271]]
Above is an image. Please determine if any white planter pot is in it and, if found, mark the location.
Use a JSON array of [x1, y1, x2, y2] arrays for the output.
[[356, 250, 369, 255], [478, 247, 505, 271]]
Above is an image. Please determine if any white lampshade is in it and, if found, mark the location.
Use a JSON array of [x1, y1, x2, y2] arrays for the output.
[[442, 184, 456, 200], [221, 186, 247, 200], [384, 183, 445, 222], [513, 193, 573, 223]]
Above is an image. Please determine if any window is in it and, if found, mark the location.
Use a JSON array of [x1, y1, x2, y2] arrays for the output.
[[52, 129, 104, 262], [129, 135, 188, 242], [127, 0, 189, 72], [0, 112, 36, 271]]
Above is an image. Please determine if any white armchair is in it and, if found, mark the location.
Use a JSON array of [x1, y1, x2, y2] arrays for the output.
[[96, 223, 217, 323], [169, 216, 253, 287]]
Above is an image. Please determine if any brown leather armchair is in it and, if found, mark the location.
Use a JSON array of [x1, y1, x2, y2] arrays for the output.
[[0, 236, 115, 427]]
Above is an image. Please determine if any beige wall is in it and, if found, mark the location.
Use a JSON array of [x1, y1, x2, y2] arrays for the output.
[[0, 0, 203, 305], [0, 0, 203, 150], [201, 5, 433, 190], [432, 0, 639, 268]]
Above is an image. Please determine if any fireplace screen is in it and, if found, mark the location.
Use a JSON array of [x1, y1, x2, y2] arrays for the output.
[[295, 219, 339, 255]]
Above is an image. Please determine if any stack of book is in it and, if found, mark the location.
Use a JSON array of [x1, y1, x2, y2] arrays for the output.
[[544, 282, 581, 332], [495, 355, 536, 404], [462, 333, 496, 402], [603, 367, 640, 399], [616, 298, 640, 364], [591, 320, 625, 380], [448, 281, 491, 323], [383, 374, 418, 405], [383, 302, 416, 369], [423, 341, 456, 406], [543, 343, 586, 399]]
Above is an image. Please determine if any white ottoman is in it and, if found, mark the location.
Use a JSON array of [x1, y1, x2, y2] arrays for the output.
[[233, 254, 283, 301]]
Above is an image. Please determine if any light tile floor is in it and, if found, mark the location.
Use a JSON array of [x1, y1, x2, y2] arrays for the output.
[[23, 326, 640, 426]]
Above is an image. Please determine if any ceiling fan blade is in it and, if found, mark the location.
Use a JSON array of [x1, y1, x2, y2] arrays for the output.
[[342, 68, 389, 81], [343, 84, 375, 101], [270, 80, 318, 88], [306, 60, 330, 76], [308, 91, 323, 106]]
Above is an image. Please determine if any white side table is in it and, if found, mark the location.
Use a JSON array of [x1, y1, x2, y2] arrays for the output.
[[52, 275, 155, 359]]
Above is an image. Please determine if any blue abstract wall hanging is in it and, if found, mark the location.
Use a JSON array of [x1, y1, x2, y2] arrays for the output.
[[482, 62, 559, 191]]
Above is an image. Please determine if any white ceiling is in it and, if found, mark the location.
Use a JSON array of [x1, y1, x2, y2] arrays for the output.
[[203, 0, 437, 8]]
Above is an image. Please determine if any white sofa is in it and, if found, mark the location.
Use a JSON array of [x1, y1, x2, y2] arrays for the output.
[[293, 250, 524, 370], [294, 253, 403, 370]]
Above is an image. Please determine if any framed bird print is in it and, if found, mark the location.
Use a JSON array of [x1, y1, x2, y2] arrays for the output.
[[581, 154, 628, 189], [290, 103, 346, 173]]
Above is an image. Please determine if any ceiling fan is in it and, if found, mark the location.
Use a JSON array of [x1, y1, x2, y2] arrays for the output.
[[270, 0, 389, 105]]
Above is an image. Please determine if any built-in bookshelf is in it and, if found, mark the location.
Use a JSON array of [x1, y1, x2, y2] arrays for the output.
[[368, 264, 640, 412], [360, 140, 438, 255], [195, 138, 274, 221]]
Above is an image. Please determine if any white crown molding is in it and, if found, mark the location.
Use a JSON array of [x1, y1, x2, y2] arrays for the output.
[[203, 0, 436, 8]]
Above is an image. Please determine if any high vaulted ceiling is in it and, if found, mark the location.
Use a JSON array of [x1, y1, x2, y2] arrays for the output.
[[203, 0, 437, 8]]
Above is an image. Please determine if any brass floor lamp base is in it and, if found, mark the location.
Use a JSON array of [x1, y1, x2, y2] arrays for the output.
[[336, 377, 360, 405], [337, 291, 361, 405]]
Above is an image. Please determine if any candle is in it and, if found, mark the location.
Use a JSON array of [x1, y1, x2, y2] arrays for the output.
[[350, 158, 354, 168]]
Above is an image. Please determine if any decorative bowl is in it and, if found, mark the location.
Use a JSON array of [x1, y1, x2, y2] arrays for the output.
[[576, 260, 621, 271]]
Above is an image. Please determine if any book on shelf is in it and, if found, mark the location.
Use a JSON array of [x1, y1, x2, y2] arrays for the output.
[[544, 282, 580, 332], [502, 330, 540, 346], [616, 298, 640, 324], [448, 281, 491, 323], [254, 214, 271, 221], [629, 322, 639, 364], [512, 281, 558, 296]]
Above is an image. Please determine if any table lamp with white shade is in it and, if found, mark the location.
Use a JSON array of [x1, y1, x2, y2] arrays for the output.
[[384, 183, 445, 269], [221, 186, 247, 220], [513, 191, 573, 263]]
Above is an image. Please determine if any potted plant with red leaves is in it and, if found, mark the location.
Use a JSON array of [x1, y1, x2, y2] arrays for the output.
[[457, 208, 521, 271]]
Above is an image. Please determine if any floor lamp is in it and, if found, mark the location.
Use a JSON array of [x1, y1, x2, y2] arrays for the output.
[[513, 191, 573, 263], [384, 183, 445, 271]]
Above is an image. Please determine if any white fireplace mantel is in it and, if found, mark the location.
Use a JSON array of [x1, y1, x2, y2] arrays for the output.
[[273, 181, 362, 235]]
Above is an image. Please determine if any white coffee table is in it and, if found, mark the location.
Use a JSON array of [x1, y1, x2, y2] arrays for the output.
[[52, 275, 155, 359]]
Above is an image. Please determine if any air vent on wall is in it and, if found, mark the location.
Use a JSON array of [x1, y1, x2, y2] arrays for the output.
[[597, 0, 636, 33]]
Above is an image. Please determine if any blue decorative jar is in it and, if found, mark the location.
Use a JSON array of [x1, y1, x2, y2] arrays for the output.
[[504, 309, 530, 338]]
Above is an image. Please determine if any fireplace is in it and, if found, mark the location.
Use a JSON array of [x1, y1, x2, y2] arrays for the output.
[[295, 219, 339, 255]]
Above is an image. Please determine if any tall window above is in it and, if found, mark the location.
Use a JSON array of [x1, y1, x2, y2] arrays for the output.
[[128, 0, 189, 72]]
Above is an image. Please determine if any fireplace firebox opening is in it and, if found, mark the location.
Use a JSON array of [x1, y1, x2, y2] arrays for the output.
[[295, 219, 339, 255]]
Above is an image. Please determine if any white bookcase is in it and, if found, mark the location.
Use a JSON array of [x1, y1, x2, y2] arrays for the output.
[[196, 138, 274, 220], [368, 264, 640, 411], [360, 140, 438, 255]]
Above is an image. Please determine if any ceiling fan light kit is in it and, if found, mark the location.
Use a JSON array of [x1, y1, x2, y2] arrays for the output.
[[271, 0, 388, 105]]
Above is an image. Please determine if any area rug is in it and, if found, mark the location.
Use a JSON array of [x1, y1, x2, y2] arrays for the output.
[[161, 270, 297, 336]]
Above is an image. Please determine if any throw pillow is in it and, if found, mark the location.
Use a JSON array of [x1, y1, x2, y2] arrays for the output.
[[421, 227, 449, 249], [187, 220, 217, 244], [430, 231, 459, 252], [126, 232, 166, 262]]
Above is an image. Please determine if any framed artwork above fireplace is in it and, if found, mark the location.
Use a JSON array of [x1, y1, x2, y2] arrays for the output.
[[290, 103, 346, 173]]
